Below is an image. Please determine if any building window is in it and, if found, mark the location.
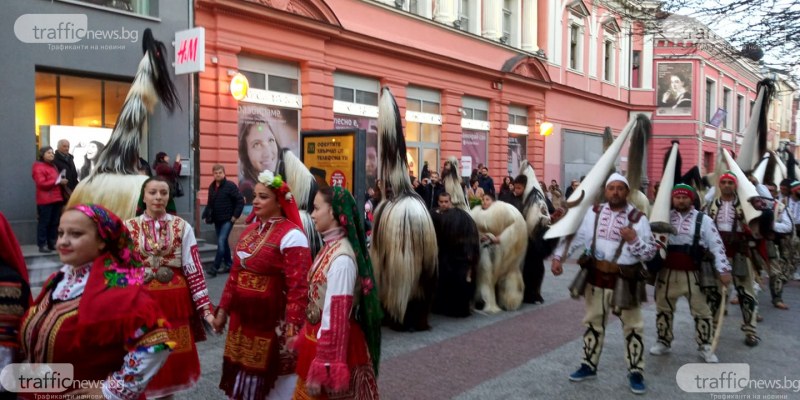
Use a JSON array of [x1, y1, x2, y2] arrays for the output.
[[736, 94, 745, 132], [569, 24, 582, 71], [502, 0, 512, 44], [458, 0, 470, 31], [704, 151, 714, 174], [705, 79, 716, 123], [631, 50, 641, 88], [722, 87, 732, 129], [240, 70, 299, 95], [409, 0, 419, 13], [73, 0, 158, 18], [603, 40, 614, 82], [508, 105, 528, 177], [333, 87, 378, 106]]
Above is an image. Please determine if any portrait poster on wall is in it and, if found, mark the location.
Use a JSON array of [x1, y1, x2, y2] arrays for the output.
[[657, 62, 693, 116], [237, 103, 299, 204], [462, 129, 488, 173], [507, 135, 528, 177], [47, 125, 113, 181]]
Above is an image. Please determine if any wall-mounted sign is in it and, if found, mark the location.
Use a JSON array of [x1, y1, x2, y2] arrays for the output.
[[174, 27, 205, 75], [406, 111, 442, 125], [333, 100, 379, 118], [242, 88, 302, 109], [508, 123, 529, 135], [461, 118, 490, 131]]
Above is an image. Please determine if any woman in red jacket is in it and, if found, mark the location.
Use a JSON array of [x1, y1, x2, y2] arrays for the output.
[[31, 146, 67, 253]]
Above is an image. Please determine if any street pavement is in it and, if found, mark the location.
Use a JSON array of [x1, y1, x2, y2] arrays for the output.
[[181, 261, 800, 399]]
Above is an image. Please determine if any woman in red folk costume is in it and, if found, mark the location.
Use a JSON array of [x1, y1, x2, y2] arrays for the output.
[[214, 170, 312, 400], [124, 177, 215, 398], [294, 186, 382, 399], [20, 204, 174, 399]]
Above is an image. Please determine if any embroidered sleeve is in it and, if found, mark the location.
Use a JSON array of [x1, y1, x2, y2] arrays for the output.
[[180, 224, 212, 317], [626, 216, 657, 262], [102, 321, 173, 400], [280, 230, 312, 337], [701, 215, 731, 274]]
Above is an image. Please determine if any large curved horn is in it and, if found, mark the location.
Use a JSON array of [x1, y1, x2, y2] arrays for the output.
[[545, 116, 638, 240], [751, 152, 771, 184], [650, 142, 679, 234], [722, 149, 763, 228], [737, 80, 775, 171]]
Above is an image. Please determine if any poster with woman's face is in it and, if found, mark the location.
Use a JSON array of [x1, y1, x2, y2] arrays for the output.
[[507, 135, 527, 177], [48, 125, 112, 181], [237, 103, 299, 203], [657, 63, 693, 116]]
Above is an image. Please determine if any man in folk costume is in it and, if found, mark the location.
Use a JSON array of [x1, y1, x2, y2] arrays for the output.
[[431, 192, 480, 317], [762, 181, 793, 310], [552, 173, 657, 394], [649, 183, 731, 363], [704, 171, 761, 346]]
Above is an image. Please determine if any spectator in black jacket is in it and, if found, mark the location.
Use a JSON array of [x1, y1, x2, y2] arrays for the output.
[[203, 164, 244, 277], [53, 139, 78, 190], [478, 166, 495, 197]]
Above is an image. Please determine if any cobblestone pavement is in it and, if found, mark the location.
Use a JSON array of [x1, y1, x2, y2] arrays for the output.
[[180, 261, 800, 399]]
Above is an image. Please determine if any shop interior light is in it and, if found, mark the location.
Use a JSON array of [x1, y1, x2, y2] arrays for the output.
[[539, 121, 554, 136], [230, 73, 249, 101]]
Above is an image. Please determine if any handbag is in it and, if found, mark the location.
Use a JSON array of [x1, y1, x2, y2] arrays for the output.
[[174, 180, 185, 198], [60, 185, 73, 202]]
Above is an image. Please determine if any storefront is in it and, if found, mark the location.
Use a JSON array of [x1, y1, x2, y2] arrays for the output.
[[195, 0, 551, 207], [3, 0, 192, 243]]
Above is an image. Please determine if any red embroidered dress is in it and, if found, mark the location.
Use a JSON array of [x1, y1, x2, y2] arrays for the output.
[[219, 217, 312, 399], [125, 214, 213, 397], [294, 228, 379, 400], [20, 262, 173, 400]]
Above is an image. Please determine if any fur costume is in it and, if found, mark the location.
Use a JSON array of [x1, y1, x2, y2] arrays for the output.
[[442, 157, 469, 212], [470, 201, 527, 313], [67, 29, 180, 219], [518, 161, 554, 303], [370, 88, 438, 331], [276, 149, 323, 258], [431, 208, 480, 317]]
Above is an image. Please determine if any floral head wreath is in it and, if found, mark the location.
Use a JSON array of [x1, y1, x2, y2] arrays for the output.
[[253, 170, 303, 229]]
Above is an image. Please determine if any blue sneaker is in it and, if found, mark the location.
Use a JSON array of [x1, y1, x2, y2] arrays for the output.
[[569, 364, 597, 382], [629, 372, 646, 394]]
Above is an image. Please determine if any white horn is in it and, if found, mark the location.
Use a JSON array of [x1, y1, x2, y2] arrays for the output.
[[736, 87, 767, 171], [544, 117, 637, 240], [722, 149, 762, 228], [751, 152, 771, 184], [649, 142, 679, 234]]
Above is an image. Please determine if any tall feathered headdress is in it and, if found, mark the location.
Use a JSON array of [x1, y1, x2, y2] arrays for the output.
[[67, 29, 181, 219], [736, 79, 775, 172]]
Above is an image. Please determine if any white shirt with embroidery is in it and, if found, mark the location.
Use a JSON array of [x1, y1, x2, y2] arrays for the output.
[[773, 203, 793, 234], [788, 197, 800, 226], [668, 209, 731, 273], [713, 200, 738, 232], [554, 203, 657, 264], [236, 217, 309, 263], [51, 264, 170, 400]]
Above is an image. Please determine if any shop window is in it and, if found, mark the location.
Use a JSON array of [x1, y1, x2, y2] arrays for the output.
[[406, 89, 441, 178], [73, 0, 159, 18], [35, 71, 131, 132]]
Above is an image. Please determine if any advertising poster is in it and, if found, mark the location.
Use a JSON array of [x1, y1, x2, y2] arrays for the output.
[[303, 134, 355, 193], [237, 103, 299, 203], [462, 129, 488, 173], [507, 135, 528, 177], [334, 114, 377, 190], [657, 62, 693, 116], [47, 125, 113, 181]]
